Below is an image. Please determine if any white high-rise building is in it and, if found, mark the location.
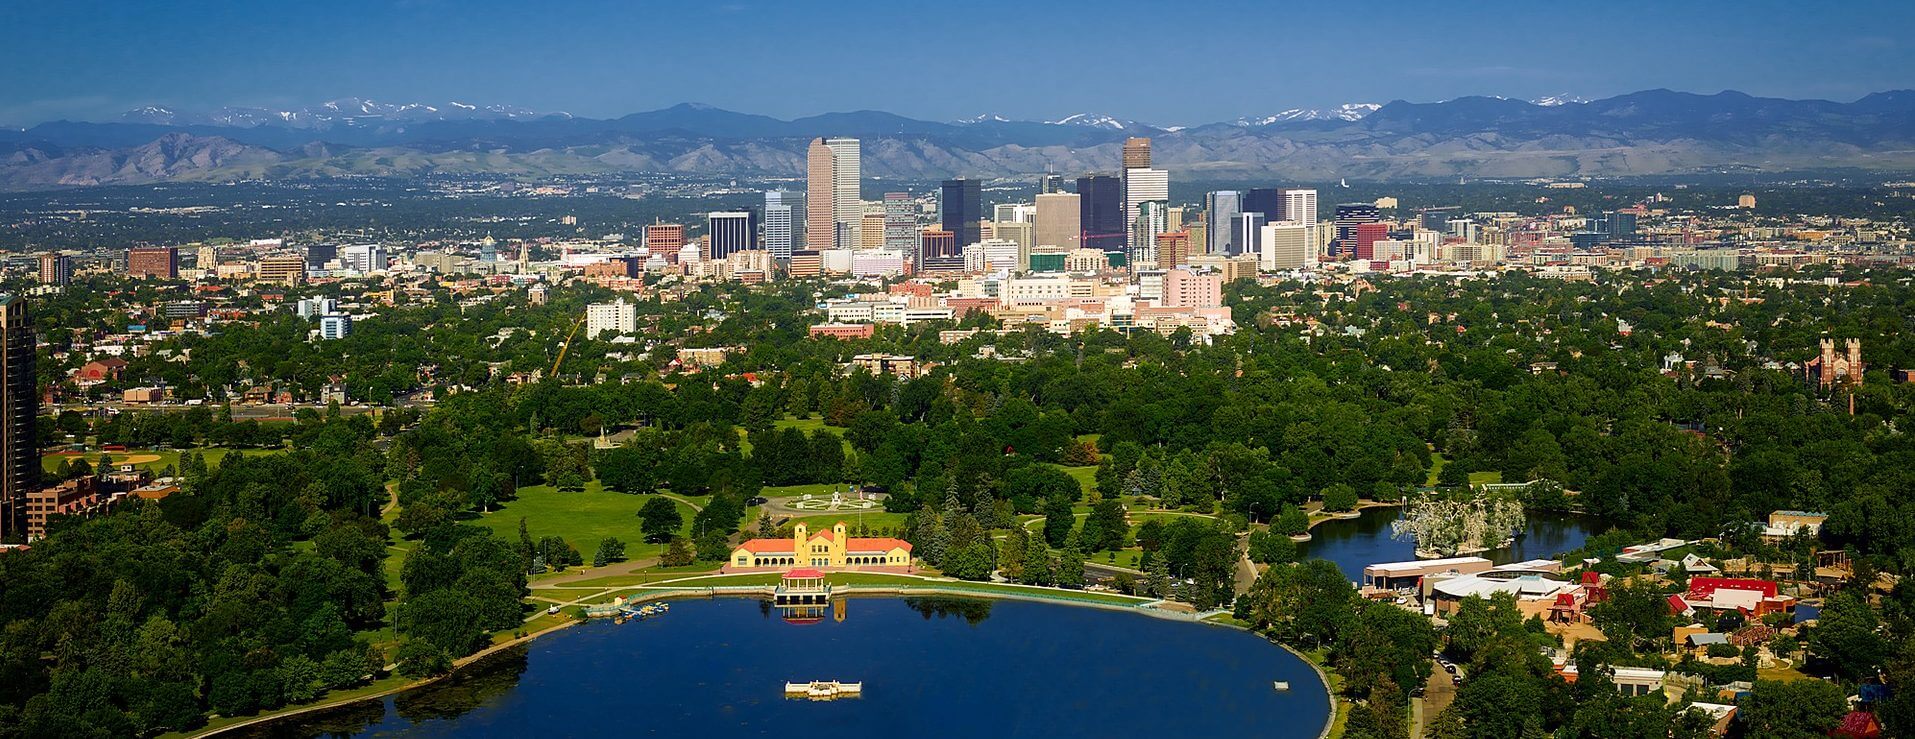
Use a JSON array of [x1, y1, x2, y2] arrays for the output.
[[806, 137, 862, 249], [1123, 168, 1168, 249], [764, 190, 795, 260], [1131, 200, 1169, 267], [586, 299, 638, 338], [1261, 222, 1313, 271], [318, 314, 352, 340], [338, 244, 388, 273], [1283, 189, 1319, 226], [993, 203, 1036, 223], [829, 138, 862, 247]]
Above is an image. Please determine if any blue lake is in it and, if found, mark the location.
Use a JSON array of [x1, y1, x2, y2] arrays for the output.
[[251, 597, 1330, 738], [1300, 506, 1605, 581]]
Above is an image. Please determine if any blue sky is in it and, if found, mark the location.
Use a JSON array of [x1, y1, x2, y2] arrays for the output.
[[3, 0, 1912, 126]]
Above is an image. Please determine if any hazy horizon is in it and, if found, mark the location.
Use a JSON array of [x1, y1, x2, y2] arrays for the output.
[[5, 0, 1914, 127]]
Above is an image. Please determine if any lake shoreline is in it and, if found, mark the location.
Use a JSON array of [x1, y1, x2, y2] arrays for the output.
[[187, 579, 1334, 739]]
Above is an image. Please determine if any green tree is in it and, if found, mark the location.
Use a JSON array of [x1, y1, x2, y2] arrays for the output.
[[1041, 494, 1075, 548], [1321, 483, 1359, 512], [592, 537, 626, 567], [661, 536, 695, 567], [1741, 679, 1846, 738], [637, 497, 683, 543], [1806, 592, 1889, 680]]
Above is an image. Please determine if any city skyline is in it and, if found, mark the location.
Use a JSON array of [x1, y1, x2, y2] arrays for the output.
[[5, 0, 1914, 127]]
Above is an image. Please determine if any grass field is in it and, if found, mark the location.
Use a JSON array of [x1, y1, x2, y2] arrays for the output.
[[472, 481, 702, 558], [737, 416, 850, 454], [785, 511, 908, 534], [1426, 453, 1504, 486], [1057, 464, 1099, 496], [41, 446, 281, 475]]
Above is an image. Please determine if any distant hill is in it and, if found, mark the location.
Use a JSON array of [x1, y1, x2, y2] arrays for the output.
[[3, 89, 1914, 189]]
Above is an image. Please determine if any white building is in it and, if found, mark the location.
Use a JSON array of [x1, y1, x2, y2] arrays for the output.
[[993, 203, 1036, 223], [318, 314, 352, 340], [850, 250, 905, 278], [1283, 189, 1319, 225], [338, 244, 389, 274], [296, 297, 338, 319], [827, 137, 862, 247], [1123, 168, 1169, 249], [963, 239, 1023, 273], [586, 299, 638, 338], [764, 190, 795, 260], [1260, 222, 1314, 271]]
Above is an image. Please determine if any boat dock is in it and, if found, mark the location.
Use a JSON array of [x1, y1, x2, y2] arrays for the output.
[[784, 681, 862, 700]]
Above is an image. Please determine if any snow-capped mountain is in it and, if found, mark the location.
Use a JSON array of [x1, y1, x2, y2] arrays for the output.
[[1531, 95, 1590, 107], [1233, 103, 1381, 126], [1045, 113, 1134, 130], [955, 113, 1012, 124], [119, 99, 570, 129]]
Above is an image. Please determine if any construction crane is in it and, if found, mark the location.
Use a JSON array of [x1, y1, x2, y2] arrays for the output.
[[549, 313, 587, 378]]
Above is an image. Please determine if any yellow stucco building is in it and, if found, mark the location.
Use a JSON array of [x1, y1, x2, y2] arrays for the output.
[[730, 522, 913, 570]]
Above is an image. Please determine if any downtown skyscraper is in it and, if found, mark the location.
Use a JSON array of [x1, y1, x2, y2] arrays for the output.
[[1205, 190, 1242, 254], [763, 190, 796, 260], [1077, 174, 1125, 254], [939, 178, 982, 250], [806, 137, 861, 249], [882, 192, 917, 254], [0, 295, 33, 542]]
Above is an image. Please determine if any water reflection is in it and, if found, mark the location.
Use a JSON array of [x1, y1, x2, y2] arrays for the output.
[[234, 647, 530, 738], [902, 596, 994, 624], [254, 597, 1327, 738], [1300, 506, 1605, 581]]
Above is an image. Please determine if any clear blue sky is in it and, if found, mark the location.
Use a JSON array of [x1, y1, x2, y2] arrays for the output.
[[4, 0, 1912, 126]]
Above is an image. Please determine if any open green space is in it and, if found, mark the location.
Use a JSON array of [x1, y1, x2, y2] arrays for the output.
[[1056, 464, 1099, 496], [472, 482, 701, 558], [41, 446, 282, 475], [784, 511, 908, 533]]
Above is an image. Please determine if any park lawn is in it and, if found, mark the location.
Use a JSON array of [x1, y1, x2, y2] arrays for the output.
[[40, 446, 280, 475], [1469, 471, 1503, 485], [775, 416, 844, 435], [786, 511, 908, 534], [475, 482, 700, 556], [1756, 666, 1813, 682], [737, 415, 851, 455], [1089, 547, 1145, 570], [533, 564, 725, 589], [760, 482, 843, 499], [1427, 453, 1448, 486], [1056, 464, 1099, 496]]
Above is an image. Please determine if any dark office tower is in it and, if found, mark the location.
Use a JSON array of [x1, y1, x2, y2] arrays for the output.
[[1039, 173, 1065, 194], [706, 210, 760, 260], [1244, 188, 1285, 222], [0, 295, 33, 542], [1076, 174, 1125, 253], [1607, 211, 1638, 241], [1333, 203, 1382, 256], [305, 243, 338, 270], [940, 178, 982, 249]]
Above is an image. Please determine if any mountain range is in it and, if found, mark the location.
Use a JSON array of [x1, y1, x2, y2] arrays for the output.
[[3, 90, 1914, 189]]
